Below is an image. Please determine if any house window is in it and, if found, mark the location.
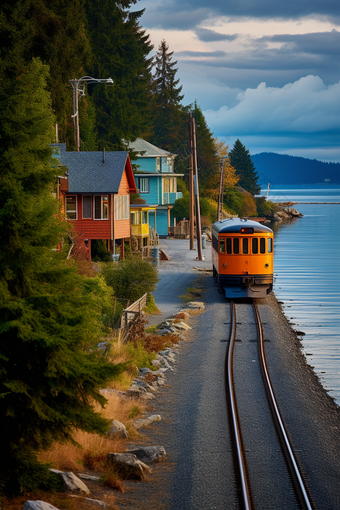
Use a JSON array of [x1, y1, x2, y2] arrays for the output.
[[139, 178, 149, 193], [94, 195, 109, 220], [66, 196, 77, 220], [164, 178, 175, 193], [156, 157, 160, 171], [114, 195, 130, 220], [83, 196, 92, 219], [142, 211, 148, 224]]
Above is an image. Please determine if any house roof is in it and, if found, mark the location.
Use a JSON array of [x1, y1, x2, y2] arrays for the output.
[[128, 138, 173, 158], [51, 144, 136, 194]]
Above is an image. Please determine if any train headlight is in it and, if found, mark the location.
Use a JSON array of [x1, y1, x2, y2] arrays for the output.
[[223, 263, 227, 268], [265, 263, 269, 268]]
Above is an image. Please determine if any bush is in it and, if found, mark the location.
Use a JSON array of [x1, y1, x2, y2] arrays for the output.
[[255, 197, 278, 216], [91, 240, 112, 262], [223, 188, 244, 216], [102, 257, 158, 303]]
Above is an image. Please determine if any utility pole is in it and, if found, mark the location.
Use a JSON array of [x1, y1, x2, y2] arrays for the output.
[[218, 158, 225, 221], [188, 113, 195, 250], [69, 76, 113, 151], [191, 115, 203, 261]]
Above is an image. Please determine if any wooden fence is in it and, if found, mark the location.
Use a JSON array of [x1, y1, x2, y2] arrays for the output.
[[120, 292, 148, 343]]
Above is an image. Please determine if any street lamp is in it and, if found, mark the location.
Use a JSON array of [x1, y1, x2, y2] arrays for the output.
[[69, 76, 113, 151]]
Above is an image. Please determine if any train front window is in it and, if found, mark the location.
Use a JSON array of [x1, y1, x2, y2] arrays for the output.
[[219, 239, 225, 253], [243, 238, 248, 254], [233, 238, 239, 254], [252, 238, 258, 254], [227, 238, 232, 254], [260, 238, 266, 253], [268, 238, 273, 253]]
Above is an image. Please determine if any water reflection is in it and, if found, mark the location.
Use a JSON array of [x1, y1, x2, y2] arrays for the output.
[[271, 196, 340, 405]]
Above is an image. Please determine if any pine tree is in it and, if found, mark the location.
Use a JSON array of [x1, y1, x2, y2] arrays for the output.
[[0, 58, 122, 496], [153, 40, 184, 108], [0, 0, 91, 147], [229, 139, 261, 195], [85, 0, 154, 150], [150, 39, 189, 176]]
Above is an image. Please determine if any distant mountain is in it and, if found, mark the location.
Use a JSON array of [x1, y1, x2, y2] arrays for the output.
[[251, 152, 340, 185]]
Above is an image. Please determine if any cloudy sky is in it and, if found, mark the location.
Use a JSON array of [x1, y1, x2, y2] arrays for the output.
[[136, 0, 340, 162]]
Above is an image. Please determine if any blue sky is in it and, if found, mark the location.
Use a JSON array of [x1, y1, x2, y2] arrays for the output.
[[136, 0, 340, 162]]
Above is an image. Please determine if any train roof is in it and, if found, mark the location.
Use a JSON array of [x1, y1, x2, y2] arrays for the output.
[[212, 217, 273, 235]]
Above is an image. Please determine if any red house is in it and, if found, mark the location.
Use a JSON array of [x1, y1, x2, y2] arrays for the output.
[[52, 143, 137, 259]]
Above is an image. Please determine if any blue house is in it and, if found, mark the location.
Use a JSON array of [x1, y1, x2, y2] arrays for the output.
[[128, 138, 183, 237]]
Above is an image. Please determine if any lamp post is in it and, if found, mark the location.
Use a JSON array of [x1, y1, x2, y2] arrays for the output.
[[69, 76, 113, 151]]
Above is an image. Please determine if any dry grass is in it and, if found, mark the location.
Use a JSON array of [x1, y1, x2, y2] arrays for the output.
[[39, 393, 145, 473]]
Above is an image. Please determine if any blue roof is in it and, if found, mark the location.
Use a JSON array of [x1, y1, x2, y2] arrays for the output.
[[51, 144, 130, 193]]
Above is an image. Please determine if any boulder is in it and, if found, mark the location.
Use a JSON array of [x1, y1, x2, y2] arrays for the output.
[[173, 321, 191, 331], [23, 502, 60, 510], [106, 453, 151, 480], [127, 446, 167, 464], [133, 414, 161, 430], [107, 420, 128, 439], [49, 469, 90, 494]]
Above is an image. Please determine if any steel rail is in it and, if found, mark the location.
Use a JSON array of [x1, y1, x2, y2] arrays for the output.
[[225, 301, 253, 510], [253, 301, 314, 510]]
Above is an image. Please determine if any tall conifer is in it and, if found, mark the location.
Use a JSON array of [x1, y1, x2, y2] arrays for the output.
[[0, 59, 122, 496], [229, 139, 261, 195], [85, 0, 154, 149]]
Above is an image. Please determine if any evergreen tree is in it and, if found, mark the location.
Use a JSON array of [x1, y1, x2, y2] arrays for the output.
[[0, 0, 91, 148], [153, 40, 184, 108], [85, 0, 154, 150], [0, 58, 122, 496], [229, 139, 261, 195], [150, 40, 189, 176]]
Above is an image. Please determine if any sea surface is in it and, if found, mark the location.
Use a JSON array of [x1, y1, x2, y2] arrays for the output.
[[262, 184, 340, 404]]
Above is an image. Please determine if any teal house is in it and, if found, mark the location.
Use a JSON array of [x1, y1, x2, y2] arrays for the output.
[[128, 138, 183, 237]]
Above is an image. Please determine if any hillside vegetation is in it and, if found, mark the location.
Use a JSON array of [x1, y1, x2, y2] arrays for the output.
[[252, 153, 340, 184]]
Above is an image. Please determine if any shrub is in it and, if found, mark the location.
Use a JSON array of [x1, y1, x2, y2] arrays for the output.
[[102, 257, 159, 303], [91, 240, 112, 262]]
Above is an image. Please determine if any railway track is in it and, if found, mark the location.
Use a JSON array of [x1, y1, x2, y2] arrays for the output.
[[225, 299, 314, 510]]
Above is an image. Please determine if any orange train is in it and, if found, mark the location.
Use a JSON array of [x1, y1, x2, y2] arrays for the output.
[[212, 217, 274, 299]]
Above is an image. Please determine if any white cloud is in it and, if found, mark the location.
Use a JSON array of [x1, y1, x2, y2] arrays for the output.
[[204, 76, 340, 135]]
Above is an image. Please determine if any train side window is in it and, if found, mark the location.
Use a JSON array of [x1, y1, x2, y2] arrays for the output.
[[219, 239, 225, 253], [260, 238, 266, 253], [252, 238, 258, 254], [233, 238, 239, 254], [243, 238, 248, 254], [268, 238, 273, 253], [226, 238, 232, 254]]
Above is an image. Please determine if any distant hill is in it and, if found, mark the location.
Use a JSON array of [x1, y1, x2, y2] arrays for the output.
[[251, 153, 340, 185]]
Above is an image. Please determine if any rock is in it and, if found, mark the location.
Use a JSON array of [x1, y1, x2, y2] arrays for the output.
[[49, 469, 90, 494], [84, 498, 110, 508], [97, 342, 108, 351], [126, 388, 155, 400], [127, 446, 167, 464], [151, 359, 162, 367], [107, 420, 128, 439], [23, 502, 60, 510], [184, 301, 205, 310], [100, 388, 127, 399], [139, 367, 152, 375], [106, 453, 151, 480], [173, 321, 191, 331], [133, 414, 161, 430], [78, 474, 101, 482]]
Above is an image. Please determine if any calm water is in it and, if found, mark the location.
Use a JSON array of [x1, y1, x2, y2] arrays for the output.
[[262, 185, 340, 404]]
